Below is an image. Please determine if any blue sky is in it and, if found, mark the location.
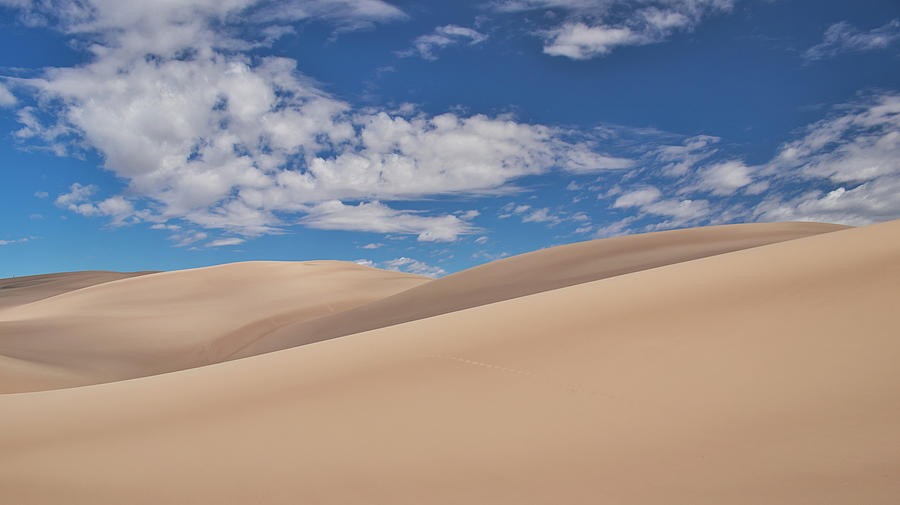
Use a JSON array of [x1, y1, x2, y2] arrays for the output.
[[0, 0, 898, 277]]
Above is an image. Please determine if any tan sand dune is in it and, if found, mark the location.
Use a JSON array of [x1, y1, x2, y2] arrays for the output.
[[0, 222, 842, 393], [0, 261, 428, 393], [233, 221, 847, 358], [1, 220, 897, 504], [0, 270, 156, 310]]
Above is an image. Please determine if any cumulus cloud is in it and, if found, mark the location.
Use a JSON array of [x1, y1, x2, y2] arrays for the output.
[[696, 160, 753, 195], [383, 257, 446, 277], [4, 0, 631, 243], [399, 24, 488, 60], [54, 183, 136, 224], [492, 0, 735, 59], [805, 19, 900, 61]]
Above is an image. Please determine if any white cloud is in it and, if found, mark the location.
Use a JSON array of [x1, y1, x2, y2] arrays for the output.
[[475, 235, 489, 244], [150, 223, 181, 231], [6, 0, 631, 243], [33, 191, 49, 199], [654, 134, 719, 176], [170, 231, 208, 247], [750, 93, 900, 225], [521, 207, 562, 225], [301, 200, 474, 242], [353, 258, 375, 267], [0, 82, 16, 107], [55, 182, 97, 207], [493, 0, 735, 59], [805, 19, 900, 61], [607, 93, 900, 229], [613, 185, 709, 227], [54, 183, 136, 224], [399, 24, 488, 60], [613, 186, 661, 207], [0, 237, 33, 246], [560, 148, 634, 173], [543, 23, 645, 59], [205, 237, 245, 247], [383, 256, 446, 278], [697, 160, 753, 195], [361, 242, 384, 249]]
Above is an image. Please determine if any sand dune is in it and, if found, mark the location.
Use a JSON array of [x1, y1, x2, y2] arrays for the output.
[[1, 220, 898, 504], [0, 261, 428, 393], [233, 221, 847, 358], [0, 222, 842, 393], [0, 270, 156, 310]]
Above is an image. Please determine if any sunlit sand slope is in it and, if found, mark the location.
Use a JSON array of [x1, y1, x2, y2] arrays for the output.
[[0, 261, 428, 393], [0, 270, 156, 310], [235, 221, 847, 358], [1, 220, 896, 504]]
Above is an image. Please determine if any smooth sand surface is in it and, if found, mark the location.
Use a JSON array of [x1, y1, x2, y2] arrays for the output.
[[0, 270, 156, 310], [1, 220, 897, 504], [0, 222, 842, 393], [0, 261, 428, 393], [234, 221, 848, 358]]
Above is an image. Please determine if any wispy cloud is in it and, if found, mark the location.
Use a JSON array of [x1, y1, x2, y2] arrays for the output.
[[398, 24, 488, 60], [597, 92, 900, 230], [205, 237, 245, 247], [491, 0, 736, 59], [383, 256, 446, 277], [805, 19, 900, 61], [301, 201, 476, 242]]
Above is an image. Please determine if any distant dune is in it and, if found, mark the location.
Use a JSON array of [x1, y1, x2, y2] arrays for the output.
[[0, 261, 427, 393], [1, 220, 898, 504], [234, 221, 849, 358], [0, 270, 156, 310]]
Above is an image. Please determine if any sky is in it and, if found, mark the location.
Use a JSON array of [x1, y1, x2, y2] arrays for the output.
[[0, 0, 898, 278]]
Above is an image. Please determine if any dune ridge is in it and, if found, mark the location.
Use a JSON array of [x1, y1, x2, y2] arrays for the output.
[[0, 261, 428, 393], [231, 221, 848, 358], [0, 270, 157, 310], [0, 222, 844, 393], [0, 220, 897, 504]]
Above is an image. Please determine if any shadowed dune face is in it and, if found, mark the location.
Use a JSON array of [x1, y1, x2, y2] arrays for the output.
[[0, 221, 897, 504], [0, 271, 157, 310], [0, 261, 429, 393], [233, 221, 849, 358]]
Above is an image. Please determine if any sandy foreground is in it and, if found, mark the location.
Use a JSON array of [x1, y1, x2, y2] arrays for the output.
[[0, 220, 898, 504]]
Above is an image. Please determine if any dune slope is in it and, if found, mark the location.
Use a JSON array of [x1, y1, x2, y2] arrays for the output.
[[1, 220, 897, 504], [0, 270, 156, 310], [234, 221, 847, 358], [0, 261, 428, 393]]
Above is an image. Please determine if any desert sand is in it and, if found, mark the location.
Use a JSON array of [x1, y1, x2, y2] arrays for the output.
[[1, 220, 898, 504], [0, 261, 428, 392], [0, 270, 156, 310]]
